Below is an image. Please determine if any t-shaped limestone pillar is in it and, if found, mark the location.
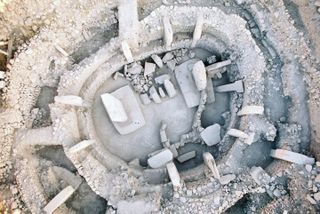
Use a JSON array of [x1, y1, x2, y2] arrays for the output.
[[192, 60, 207, 91], [163, 16, 173, 48], [166, 162, 181, 188], [43, 186, 75, 214], [54, 95, 90, 107], [203, 152, 220, 180], [101, 93, 128, 122], [191, 15, 204, 48]]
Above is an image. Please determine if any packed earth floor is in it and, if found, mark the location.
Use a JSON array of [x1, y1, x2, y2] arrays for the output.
[[1, 0, 320, 213]]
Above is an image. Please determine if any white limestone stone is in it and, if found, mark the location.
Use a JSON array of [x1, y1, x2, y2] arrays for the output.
[[158, 87, 166, 98], [227, 129, 249, 139], [270, 149, 315, 165], [140, 93, 151, 105], [175, 59, 200, 108], [148, 149, 173, 168], [206, 59, 231, 71], [163, 79, 177, 98], [151, 54, 164, 68], [55, 95, 89, 107], [177, 151, 196, 163], [121, 41, 134, 63], [220, 174, 236, 185], [149, 86, 162, 103], [54, 44, 69, 57], [203, 152, 220, 180], [237, 105, 264, 116], [0, 80, 5, 88], [166, 162, 181, 187], [155, 74, 170, 84], [43, 186, 75, 214], [191, 15, 204, 48], [200, 124, 221, 146], [0, 71, 5, 79], [250, 166, 271, 185], [144, 62, 156, 76], [163, 16, 173, 48], [101, 93, 128, 122], [68, 140, 95, 154], [215, 80, 244, 93], [192, 61, 207, 91]]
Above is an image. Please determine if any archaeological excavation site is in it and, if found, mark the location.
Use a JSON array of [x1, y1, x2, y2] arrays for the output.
[[1, 0, 320, 213]]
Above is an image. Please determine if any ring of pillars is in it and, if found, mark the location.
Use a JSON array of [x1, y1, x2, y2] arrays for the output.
[[13, 4, 315, 214]]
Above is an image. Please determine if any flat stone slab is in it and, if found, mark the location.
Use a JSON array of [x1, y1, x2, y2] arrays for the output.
[[215, 80, 244, 93], [144, 62, 156, 76], [110, 85, 146, 135], [164, 79, 177, 98], [250, 166, 271, 185], [43, 186, 75, 214], [192, 60, 207, 91], [155, 74, 170, 84], [148, 149, 173, 168], [227, 128, 249, 139], [69, 140, 95, 154], [237, 105, 264, 116], [270, 149, 315, 165], [101, 93, 128, 122], [200, 124, 221, 146], [177, 151, 196, 163], [166, 162, 181, 187], [175, 59, 201, 108]]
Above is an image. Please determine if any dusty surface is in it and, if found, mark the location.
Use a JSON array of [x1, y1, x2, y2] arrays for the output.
[[0, 0, 320, 213]]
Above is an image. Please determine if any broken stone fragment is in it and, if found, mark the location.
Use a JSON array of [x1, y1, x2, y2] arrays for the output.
[[43, 186, 75, 214], [166, 162, 181, 188], [101, 93, 128, 122], [54, 95, 89, 107], [140, 93, 151, 105], [215, 80, 244, 93], [162, 16, 173, 48], [121, 41, 134, 63], [162, 52, 174, 64], [237, 105, 264, 116], [54, 44, 69, 57], [203, 152, 220, 180], [191, 15, 204, 48], [192, 61, 207, 91], [206, 59, 231, 71], [163, 79, 177, 98], [68, 140, 95, 154], [128, 63, 143, 75], [219, 174, 236, 185], [155, 74, 170, 84], [270, 149, 315, 165], [144, 62, 156, 76], [250, 166, 271, 185], [177, 151, 196, 163], [151, 54, 163, 68], [227, 128, 249, 139], [166, 60, 176, 71], [207, 55, 217, 64], [149, 86, 162, 103], [147, 149, 173, 168], [200, 124, 221, 146]]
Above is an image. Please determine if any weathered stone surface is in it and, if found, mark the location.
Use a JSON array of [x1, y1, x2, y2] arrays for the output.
[[144, 62, 156, 76], [237, 105, 264, 116], [149, 86, 162, 103], [101, 93, 128, 122], [191, 15, 204, 48], [68, 140, 95, 154], [0, 80, 5, 88], [163, 16, 173, 48], [200, 124, 221, 146], [220, 174, 236, 185], [164, 79, 177, 98], [166, 162, 181, 187], [140, 93, 151, 105], [162, 52, 174, 63], [155, 74, 170, 84], [227, 128, 249, 139], [55, 95, 89, 107], [177, 151, 196, 163], [0, 71, 5, 79], [203, 152, 220, 179], [215, 80, 244, 93], [206, 59, 231, 71], [206, 78, 215, 104], [148, 149, 173, 168], [127, 63, 143, 75], [175, 59, 200, 108], [52, 166, 82, 189], [111, 85, 146, 135], [250, 166, 271, 185], [158, 87, 166, 98], [270, 149, 315, 165], [121, 41, 134, 63], [192, 61, 207, 91], [43, 186, 75, 214], [151, 54, 163, 68]]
